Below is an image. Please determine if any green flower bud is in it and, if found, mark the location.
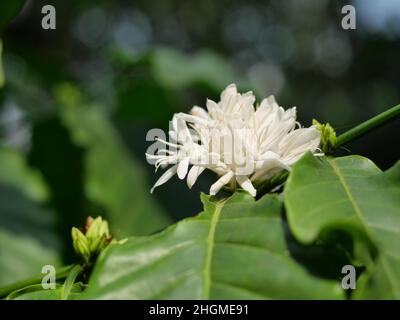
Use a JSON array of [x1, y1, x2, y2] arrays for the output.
[[312, 119, 337, 154], [85, 216, 102, 240], [71, 227, 91, 263], [99, 220, 110, 238], [89, 235, 109, 254], [71, 216, 112, 264], [86, 216, 110, 240]]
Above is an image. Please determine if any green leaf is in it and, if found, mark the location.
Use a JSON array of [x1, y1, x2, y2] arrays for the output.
[[285, 153, 400, 299], [55, 84, 171, 236], [0, 147, 58, 246], [0, 147, 61, 286], [152, 48, 237, 90], [0, 147, 49, 202], [6, 283, 85, 300], [0, 1, 25, 32], [61, 265, 82, 300], [0, 229, 61, 287], [80, 193, 343, 299]]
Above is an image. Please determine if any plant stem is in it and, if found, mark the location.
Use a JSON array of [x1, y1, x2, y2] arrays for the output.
[[61, 264, 83, 300], [0, 264, 75, 298], [336, 103, 400, 147]]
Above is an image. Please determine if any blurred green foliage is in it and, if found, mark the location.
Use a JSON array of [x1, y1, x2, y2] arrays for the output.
[[56, 83, 170, 236], [0, 147, 61, 286]]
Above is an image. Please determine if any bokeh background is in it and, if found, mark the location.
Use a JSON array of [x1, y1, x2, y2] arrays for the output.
[[0, 0, 399, 286]]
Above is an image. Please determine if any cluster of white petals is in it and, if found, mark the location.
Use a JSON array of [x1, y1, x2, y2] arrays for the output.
[[146, 84, 321, 197]]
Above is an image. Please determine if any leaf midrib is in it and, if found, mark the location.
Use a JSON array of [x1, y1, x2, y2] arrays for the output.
[[327, 159, 370, 236], [203, 199, 225, 299], [327, 158, 399, 297]]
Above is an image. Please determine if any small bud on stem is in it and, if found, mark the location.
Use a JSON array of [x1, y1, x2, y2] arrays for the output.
[[313, 119, 337, 154], [71, 216, 113, 265]]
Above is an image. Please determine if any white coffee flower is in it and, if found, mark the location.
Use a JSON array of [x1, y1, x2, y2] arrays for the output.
[[146, 84, 321, 197]]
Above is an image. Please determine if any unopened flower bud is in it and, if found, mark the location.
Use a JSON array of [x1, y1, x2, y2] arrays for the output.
[[312, 119, 337, 154], [71, 216, 112, 264], [72, 227, 91, 263], [85, 216, 102, 240], [99, 220, 110, 238]]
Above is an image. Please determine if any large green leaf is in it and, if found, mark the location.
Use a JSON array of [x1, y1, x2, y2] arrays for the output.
[[80, 193, 343, 299], [285, 153, 400, 299], [55, 84, 170, 236]]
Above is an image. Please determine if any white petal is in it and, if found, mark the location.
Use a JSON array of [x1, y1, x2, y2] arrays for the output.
[[190, 106, 210, 120], [176, 117, 192, 145], [283, 106, 297, 121], [221, 83, 237, 96], [150, 165, 178, 193], [187, 165, 206, 189], [176, 112, 209, 127], [168, 130, 178, 142], [177, 157, 190, 179], [220, 84, 238, 111], [236, 175, 257, 197], [257, 156, 289, 172], [239, 91, 256, 121], [279, 127, 321, 157], [252, 157, 289, 182], [209, 171, 234, 195], [257, 95, 279, 117], [206, 99, 219, 118], [266, 95, 277, 106], [258, 150, 280, 161]]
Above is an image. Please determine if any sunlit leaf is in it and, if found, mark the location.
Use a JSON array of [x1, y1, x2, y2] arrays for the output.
[[81, 193, 343, 299]]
